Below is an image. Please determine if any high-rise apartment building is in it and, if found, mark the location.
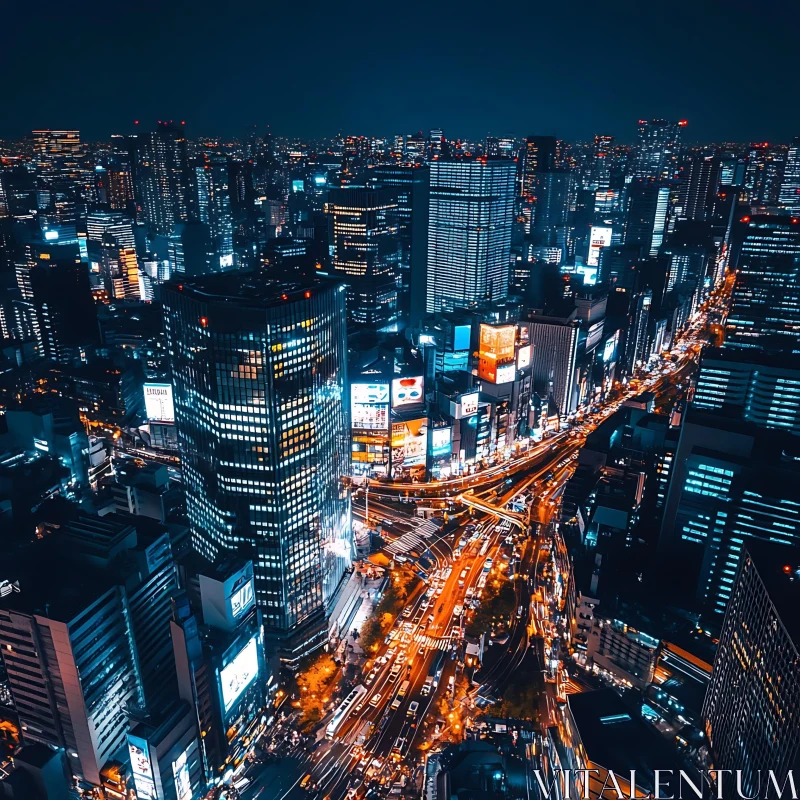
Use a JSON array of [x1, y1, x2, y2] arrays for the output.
[[702, 540, 800, 797], [425, 158, 515, 314], [725, 215, 800, 352], [162, 274, 352, 660]]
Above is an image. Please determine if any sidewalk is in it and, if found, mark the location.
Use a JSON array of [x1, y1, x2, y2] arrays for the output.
[[346, 576, 386, 663]]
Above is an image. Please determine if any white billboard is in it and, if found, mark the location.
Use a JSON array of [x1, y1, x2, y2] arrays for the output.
[[351, 383, 390, 405], [351, 402, 389, 431], [230, 578, 255, 619], [392, 376, 424, 408], [516, 344, 532, 370], [172, 746, 192, 800], [220, 636, 259, 711], [587, 225, 613, 267], [495, 364, 516, 385], [143, 383, 175, 422], [128, 736, 157, 800], [460, 392, 479, 417]]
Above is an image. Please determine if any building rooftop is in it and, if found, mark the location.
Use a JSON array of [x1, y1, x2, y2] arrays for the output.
[[745, 539, 800, 650], [568, 689, 683, 794], [164, 270, 343, 308]]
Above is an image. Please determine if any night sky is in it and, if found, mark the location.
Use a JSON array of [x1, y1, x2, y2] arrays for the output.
[[3, 0, 799, 143]]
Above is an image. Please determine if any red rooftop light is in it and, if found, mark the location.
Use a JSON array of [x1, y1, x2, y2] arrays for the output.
[[304, 291, 312, 299], [199, 316, 208, 328]]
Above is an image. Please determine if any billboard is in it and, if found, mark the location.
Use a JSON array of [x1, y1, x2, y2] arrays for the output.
[[587, 225, 613, 267], [172, 745, 193, 800], [143, 383, 175, 423], [230, 577, 255, 619], [391, 376, 424, 408], [351, 383, 390, 431], [516, 344, 532, 370], [391, 418, 427, 471], [431, 427, 451, 457], [128, 735, 157, 800], [453, 324, 471, 351], [495, 364, 516, 385], [351, 383, 389, 405], [220, 636, 259, 712], [478, 324, 516, 383], [460, 392, 479, 417]]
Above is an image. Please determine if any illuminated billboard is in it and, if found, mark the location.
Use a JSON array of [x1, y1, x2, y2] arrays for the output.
[[495, 364, 516, 385], [391, 418, 427, 472], [172, 746, 192, 800], [453, 324, 471, 351], [230, 578, 255, 619], [517, 344, 532, 370], [128, 736, 157, 800], [478, 324, 516, 383], [391, 376, 424, 408], [431, 427, 451, 457], [351, 383, 390, 431], [587, 225, 613, 267], [460, 392, 479, 417], [220, 636, 259, 711], [351, 383, 389, 405], [143, 383, 175, 422]]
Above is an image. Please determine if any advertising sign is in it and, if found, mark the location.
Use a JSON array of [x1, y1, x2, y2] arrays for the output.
[[172, 746, 192, 800], [128, 735, 157, 800], [460, 392, 479, 417], [453, 324, 471, 352], [351, 383, 390, 405], [587, 225, 612, 267], [431, 427, 451, 457], [516, 344, 532, 370], [351, 403, 389, 431], [391, 418, 427, 471], [391, 376, 424, 408], [143, 383, 175, 422], [230, 578, 254, 619], [495, 364, 516, 385], [220, 636, 259, 711], [478, 324, 516, 383]]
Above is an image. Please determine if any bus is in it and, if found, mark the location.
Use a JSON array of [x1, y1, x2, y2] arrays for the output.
[[326, 685, 367, 739]]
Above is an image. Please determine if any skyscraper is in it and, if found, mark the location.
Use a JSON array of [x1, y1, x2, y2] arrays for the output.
[[194, 153, 234, 269], [162, 274, 352, 661], [522, 136, 557, 197], [326, 186, 400, 327], [725, 215, 800, 352], [624, 179, 670, 257], [588, 134, 614, 189], [425, 157, 516, 313], [532, 169, 572, 254], [631, 119, 684, 180], [139, 122, 190, 234], [778, 136, 800, 214], [702, 540, 800, 797], [677, 155, 720, 221]]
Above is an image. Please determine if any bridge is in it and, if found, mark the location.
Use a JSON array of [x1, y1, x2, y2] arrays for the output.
[[455, 493, 528, 531]]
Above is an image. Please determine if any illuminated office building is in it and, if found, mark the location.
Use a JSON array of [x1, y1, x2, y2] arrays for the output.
[[532, 169, 572, 253], [778, 136, 800, 214], [630, 119, 683, 180], [163, 274, 352, 660], [426, 158, 515, 314], [725, 215, 800, 352], [624, 179, 670, 257], [195, 153, 234, 269], [31, 129, 85, 185], [588, 134, 614, 188], [326, 186, 400, 327], [139, 122, 190, 234], [522, 136, 557, 197], [677, 155, 720, 221], [702, 540, 800, 797]]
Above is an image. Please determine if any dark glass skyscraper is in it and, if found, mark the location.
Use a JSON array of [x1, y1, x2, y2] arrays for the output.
[[163, 274, 352, 661]]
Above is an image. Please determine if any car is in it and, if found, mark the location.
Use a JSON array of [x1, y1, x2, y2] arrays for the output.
[[418, 646, 425, 655], [402, 607, 413, 618], [453, 605, 463, 617], [370, 693, 382, 707], [435, 586, 444, 596], [407, 701, 419, 717]]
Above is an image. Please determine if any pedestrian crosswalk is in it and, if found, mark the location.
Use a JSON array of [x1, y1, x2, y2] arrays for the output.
[[384, 519, 440, 556], [412, 632, 453, 650]]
